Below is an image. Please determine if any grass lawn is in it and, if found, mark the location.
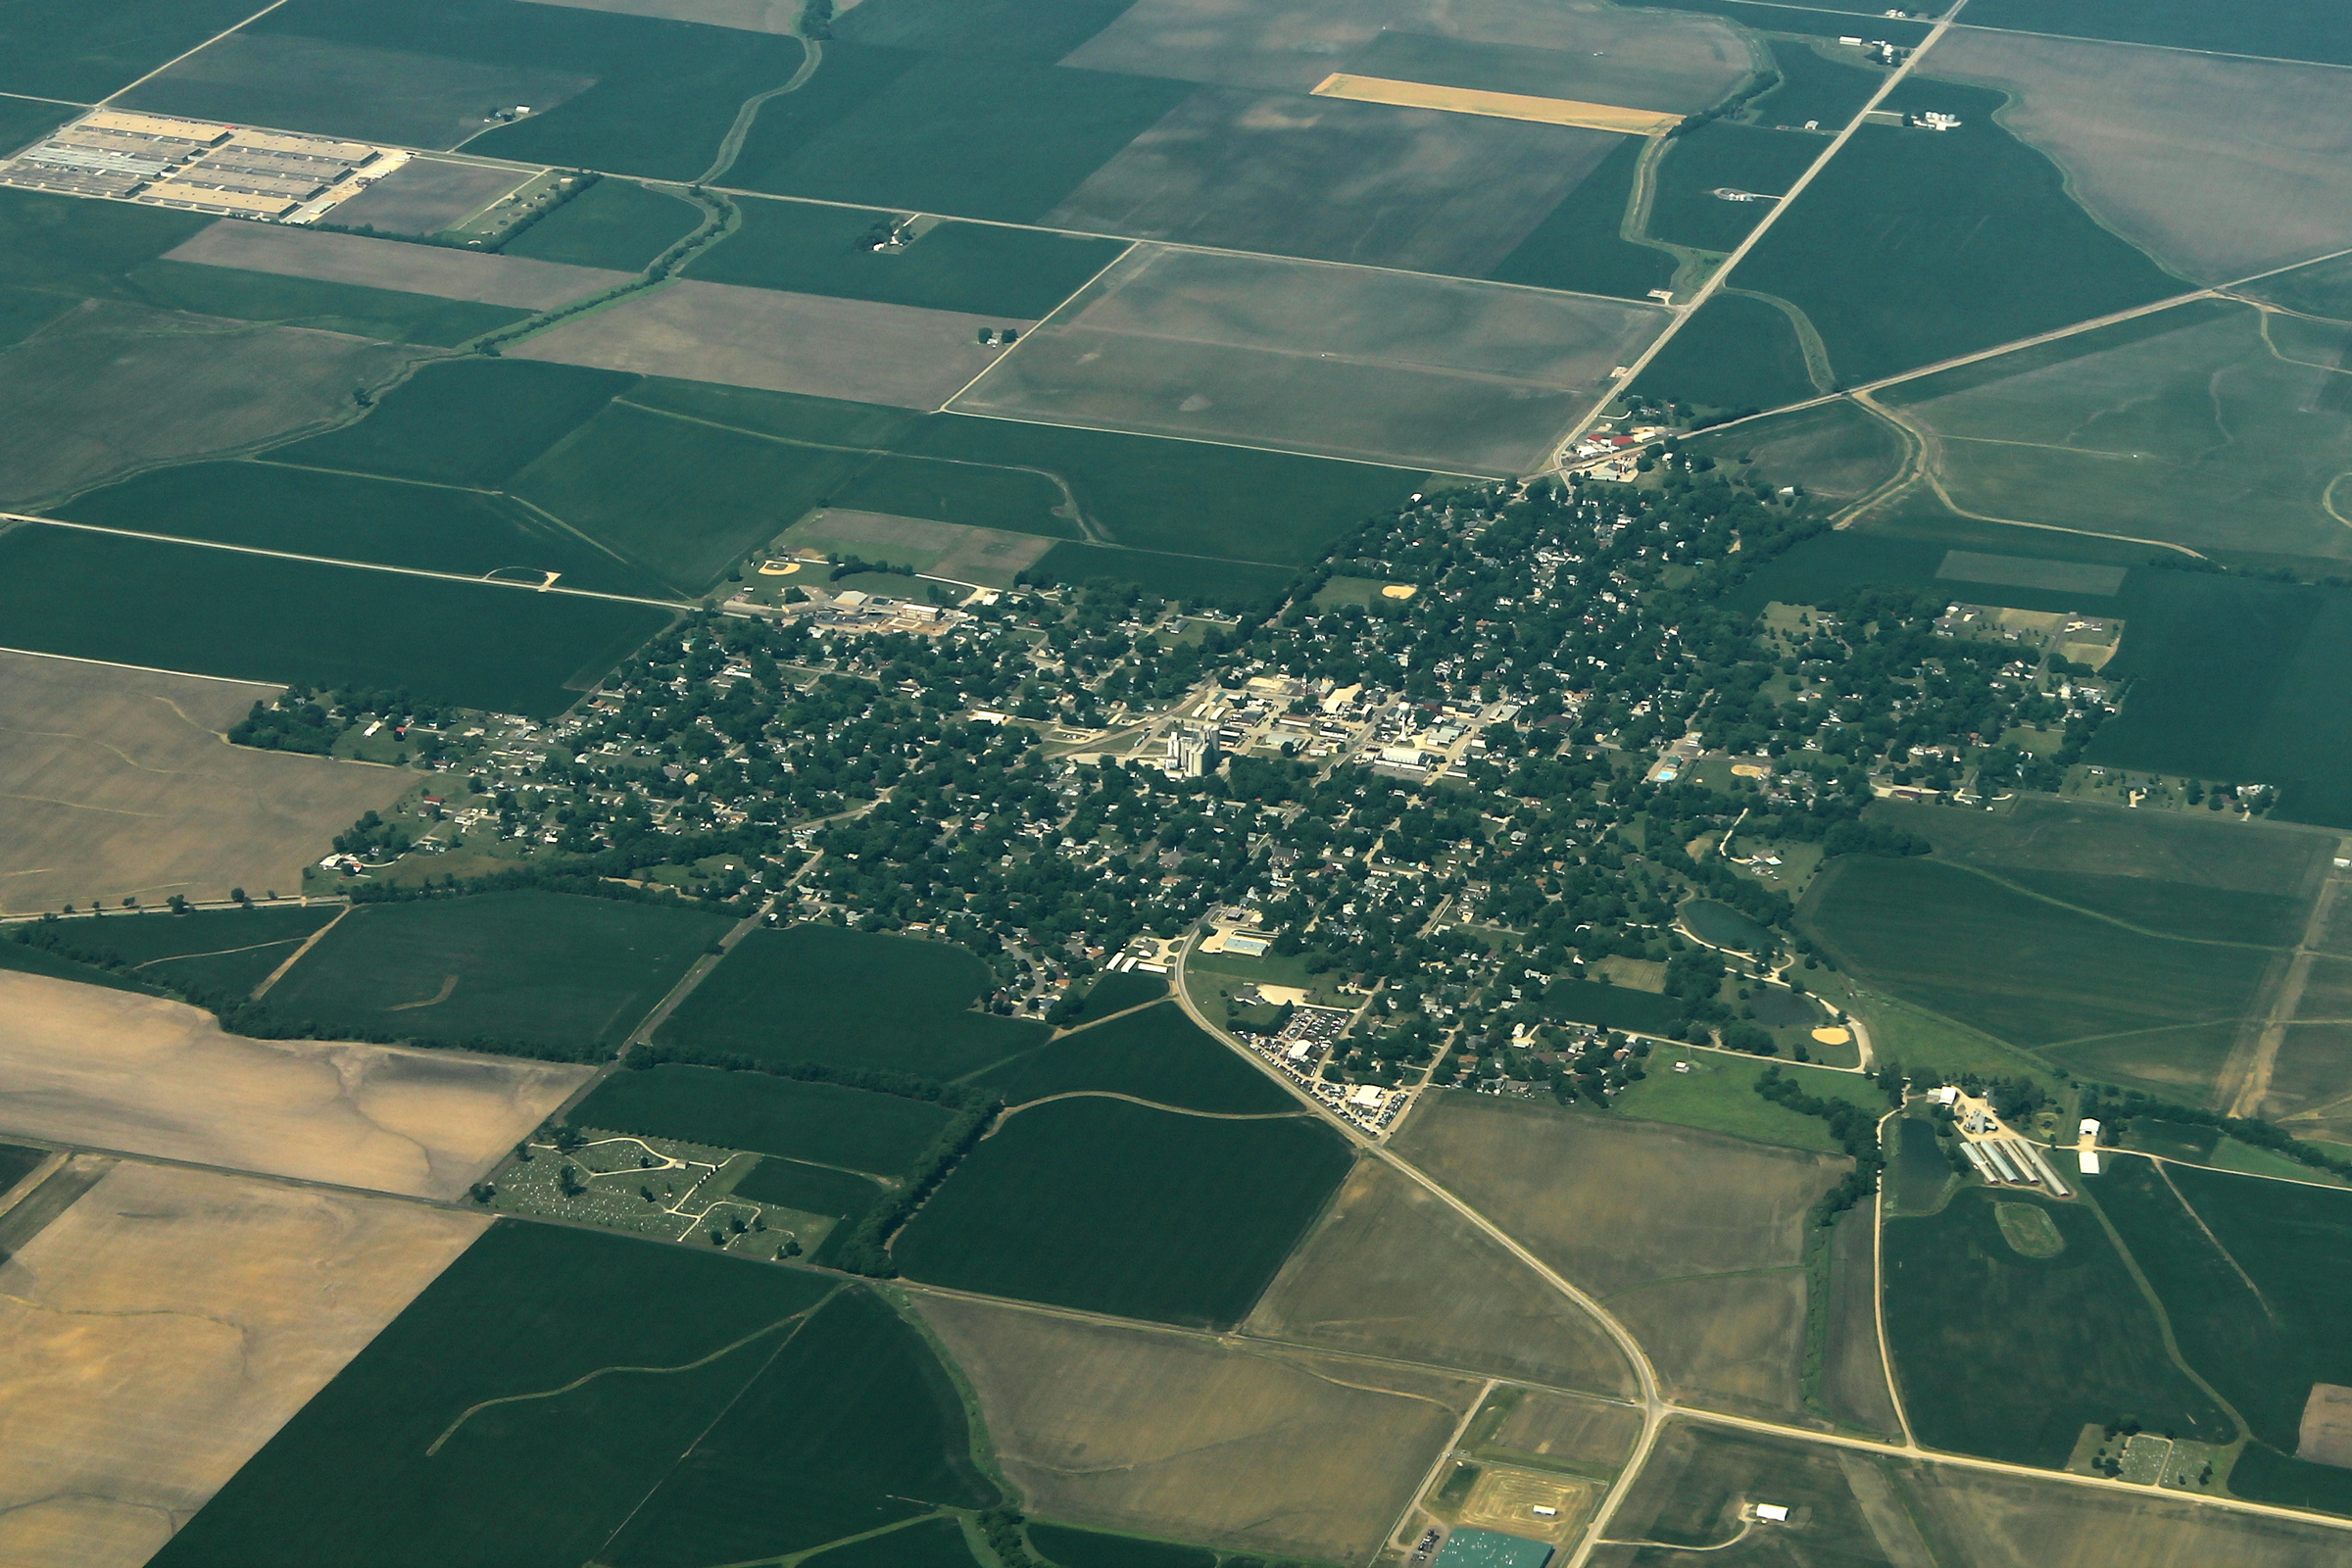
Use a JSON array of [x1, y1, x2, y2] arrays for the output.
[[893, 1096, 1352, 1328], [973, 1000, 1295, 1114], [570, 1063, 954, 1176], [265, 891, 731, 1056], [1611, 1049, 1883, 1154], [658, 923, 1048, 1079]]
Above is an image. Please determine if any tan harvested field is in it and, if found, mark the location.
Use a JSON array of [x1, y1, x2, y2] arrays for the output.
[[1390, 1093, 1845, 1295], [1311, 74, 1681, 133], [165, 220, 632, 309], [1490, 1389, 1643, 1476], [0, 1161, 482, 1568], [912, 1291, 1479, 1563], [1245, 1158, 1636, 1396], [1922, 29, 2352, 283], [0, 971, 588, 1199], [0, 301, 410, 509], [2300, 1384, 2352, 1468], [1821, 1205, 1902, 1438], [779, 509, 1056, 588], [516, 0, 800, 28], [1902, 1457, 2352, 1566], [0, 650, 410, 913], [1609, 1270, 1808, 1422], [513, 280, 1012, 409]]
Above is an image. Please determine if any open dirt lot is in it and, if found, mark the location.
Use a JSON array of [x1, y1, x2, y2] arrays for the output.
[[1922, 30, 2352, 284], [1043, 87, 1616, 277], [516, 0, 799, 28], [0, 971, 588, 1199], [953, 245, 1663, 473], [1458, 1465, 1602, 1544], [1609, 1269, 1809, 1421], [1390, 1093, 1844, 1295], [325, 158, 532, 236], [2299, 1383, 2352, 1468], [0, 650, 410, 914], [1245, 1158, 1636, 1396], [514, 280, 1012, 410], [0, 301, 410, 509], [1061, 0, 1750, 103], [166, 221, 632, 310], [780, 510, 1056, 588], [0, 1161, 482, 1568], [912, 1291, 1478, 1562]]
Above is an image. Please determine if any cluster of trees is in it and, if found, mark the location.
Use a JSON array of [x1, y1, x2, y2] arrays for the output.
[[1753, 1063, 1903, 1221], [2078, 1083, 2352, 1182]]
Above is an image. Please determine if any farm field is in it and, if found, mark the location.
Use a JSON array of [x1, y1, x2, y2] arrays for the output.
[[779, 511, 1056, 590], [498, 174, 704, 270], [1609, 1049, 1886, 1154], [1799, 854, 2278, 1053], [1025, 1525, 1212, 1568], [0, 0, 267, 100], [974, 1000, 1296, 1114], [1751, 36, 1887, 130], [0, 1161, 485, 1568], [326, 157, 531, 237], [1953, 0, 2352, 68], [0, 651, 410, 915], [1918, 30, 2352, 285], [1245, 1157, 1639, 1396], [270, 359, 638, 489], [1647, 123, 1823, 255], [0, 970, 587, 1198], [165, 221, 631, 311], [1485, 136, 1676, 302], [22, 905, 339, 998], [1730, 79, 2184, 386], [1880, 1186, 2233, 1467], [692, 197, 1127, 318], [1690, 397, 1904, 501], [569, 1063, 953, 1175], [145, 1222, 883, 1567], [1875, 300, 2352, 567], [894, 1095, 1349, 1328], [261, 892, 731, 1054], [658, 924, 1048, 1078], [0, 525, 674, 716], [913, 1290, 1479, 1564], [1631, 290, 1819, 418], [127, 261, 528, 346], [954, 244, 1667, 475]]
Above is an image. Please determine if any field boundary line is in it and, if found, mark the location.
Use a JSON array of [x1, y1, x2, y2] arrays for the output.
[[96, 0, 295, 103], [0, 513, 694, 610], [989, 1090, 1311, 1129], [249, 904, 352, 1001]]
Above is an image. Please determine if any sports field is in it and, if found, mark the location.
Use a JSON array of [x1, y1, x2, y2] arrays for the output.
[[0, 970, 589, 1198], [894, 1095, 1351, 1327], [0, 651, 409, 915], [914, 1290, 1478, 1564], [657, 923, 1049, 1078], [0, 1162, 484, 1568], [1246, 1158, 1638, 1395]]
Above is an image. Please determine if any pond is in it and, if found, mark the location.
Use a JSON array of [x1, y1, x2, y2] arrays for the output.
[[1680, 898, 1775, 954], [1749, 986, 1821, 1029]]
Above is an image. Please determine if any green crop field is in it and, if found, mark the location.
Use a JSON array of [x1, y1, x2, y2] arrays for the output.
[[1732, 80, 2184, 386], [1881, 1187, 2233, 1466], [0, 937, 156, 995], [0, 93, 62, 159], [1063, 967, 1167, 1025], [57, 461, 667, 601], [0, 524, 671, 716], [149, 1221, 843, 1568], [0, 281, 74, 348], [2243, 253, 2352, 320], [691, 198, 1126, 319], [0, 186, 209, 300], [1957, 0, 2351, 67], [124, 260, 529, 346], [37, 905, 338, 997], [1800, 855, 2274, 1051], [824, 458, 1078, 542], [572, 1064, 954, 1176], [264, 892, 730, 1055], [1648, 124, 1824, 254], [731, 1156, 886, 1225], [510, 400, 867, 593], [271, 361, 636, 489], [893, 1096, 1352, 1328], [0, 1140, 44, 1200], [808, 1518, 981, 1568], [1487, 137, 1675, 302], [2096, 1155, 2352, 1508], [602, 1286, 997, 1567], [0, 0, 265, 101], [731, 51, 1193, 225], [1027, 1525, 1214, 1568], [1632, 291, 1819, 417], [974, 1001, 1296, 1114], [1610, 1049, 1885, 1154], [501, 177, 703, 271], [1754, 39, 1887, 130], [834, 0, 1131, 59], [658, 924, 1048, 1079], [1688, 397, 1905, 501], [1536, 977, 1686, 1034]]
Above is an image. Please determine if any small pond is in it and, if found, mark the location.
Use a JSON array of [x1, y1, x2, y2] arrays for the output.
[[1680, 898, 1775, 954], [1749, 986, 1821, 1029]]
